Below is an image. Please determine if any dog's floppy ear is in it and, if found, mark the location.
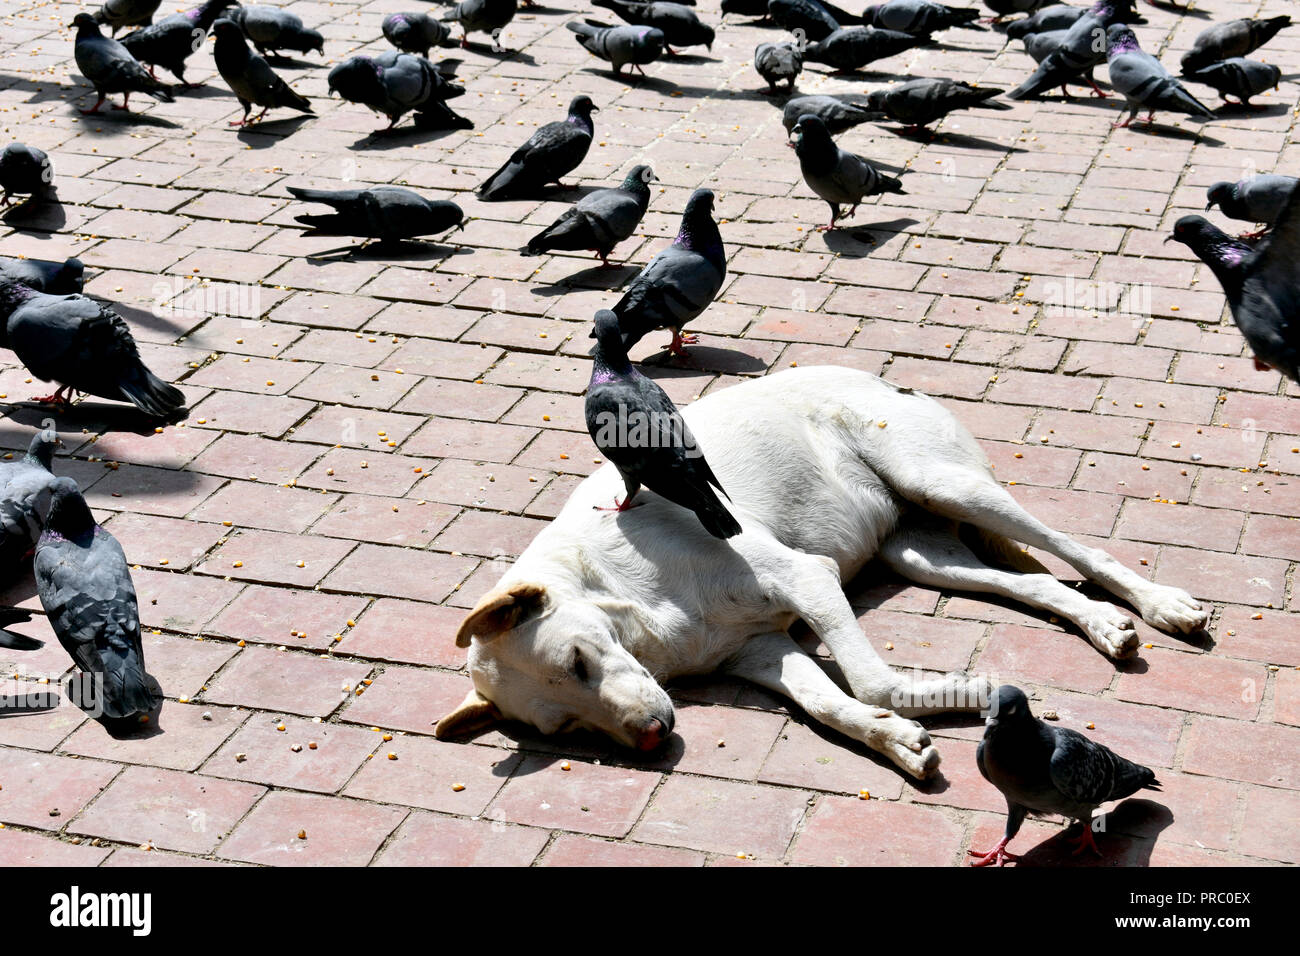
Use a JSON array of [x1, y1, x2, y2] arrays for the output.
[[433, 687, 502, 739], [454, 582, 547, 648]]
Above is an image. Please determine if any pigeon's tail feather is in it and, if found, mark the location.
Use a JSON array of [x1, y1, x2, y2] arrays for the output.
[[881, 172, 906, 194], [281, 86, 313, 114], [819, 0, 866, 25], [146, 83, 175, 103], [100, 661, 164, 721], [1009, 64, 1062, 100], [288, 186, 351, 205], [119, 367, 187, 419], [1109, 753, 1159, 801], [692, 491, 743, 539], [1146, 778, 1163, 792]]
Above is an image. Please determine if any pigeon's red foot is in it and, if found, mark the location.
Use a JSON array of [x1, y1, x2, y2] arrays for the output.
[[34, 386, 73, 406], [668, 331, 698, 355], [1238, 228, 1269, 240], [968, 840, 1020, 867], [596, 497, 641, 512], [1067, 825, 1103, 857], [79, 95, 107, 115], [1088, 82, 1110, 98], [1112, 117, 1133, 128]]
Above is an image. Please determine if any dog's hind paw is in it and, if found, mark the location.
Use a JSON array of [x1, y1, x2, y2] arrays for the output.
[[1138, 586, 1208, 635], [1080, 604, 1139, 659]]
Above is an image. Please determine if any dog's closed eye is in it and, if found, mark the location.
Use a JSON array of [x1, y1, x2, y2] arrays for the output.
[[572, 648, 588, 683]]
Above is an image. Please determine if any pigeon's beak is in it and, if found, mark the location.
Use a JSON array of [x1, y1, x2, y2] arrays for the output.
[[1163, 234, 1175, 244], [588, 329, 597, 339], [1204, 200, 1215, 211]]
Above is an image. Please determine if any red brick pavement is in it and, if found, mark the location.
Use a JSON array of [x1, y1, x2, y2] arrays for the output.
[[0, 0, 1295, 867]]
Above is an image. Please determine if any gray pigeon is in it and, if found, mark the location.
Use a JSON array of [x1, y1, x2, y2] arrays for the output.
[[1168, 192, 1300, 383], [568, 20, 666, 75], [382, 12, 452, 56], [478, 95, 598, 201], [802, 26, 926, 74], [93, 0, 163, 35], [524, 165, 656, 265], [755, 41, 803, 92], [767, 0, 851, 42], [1006, 0, 1140, 39], [327, 51, 470, 131], [35, 479, 164, 722], [440, 0, 517, 49], [0, 256, 84, 294], [722, 0, 772, 16], [592, 1, 714, 53], [970, 685, 1160, 866], [860, 1, 980, 36], [212, 18, 313, 125], [1009, 5, 1117, 100], [781, 94, 880, 133], [585, 310, 742, 539], [981, 0, 1053, 22], [1183, 57, 1280, 109], [1106, 23, 1214, 128], [611, 188, 726, 355], [72, 12, 175, 113], [119, 0, 238, 86], [791, 112, 904, 230], [0, 144, 53, 205], [1180, 16, 1290, 74], [226, 4, 323, 55], [1205, 174, 1298, 239], [1, 429, 60, 584], [0, 277, 187, 417], [865, 78, 1010, 132], [288, 186, 464, 244]]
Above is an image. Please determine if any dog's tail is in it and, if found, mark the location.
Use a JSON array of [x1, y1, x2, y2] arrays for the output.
[[966, 527, 1050, 575]]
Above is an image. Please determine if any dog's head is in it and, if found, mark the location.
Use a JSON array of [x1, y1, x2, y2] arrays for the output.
[[434, 581, 676, 751]]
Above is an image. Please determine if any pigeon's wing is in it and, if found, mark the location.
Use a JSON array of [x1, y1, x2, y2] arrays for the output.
[[381, 55, 437, 111], [614, 248, 720, 327], [1239, 190, 1300, 378], [976, 736, 991, 783], [241, 52, 310, 109], [5, 294, 112, 382]]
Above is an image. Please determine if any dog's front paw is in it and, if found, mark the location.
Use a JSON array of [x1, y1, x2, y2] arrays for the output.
[[1079, 603, 1139, 659], [1138, 585, 1208, 635], [876, 714, 941, 780]]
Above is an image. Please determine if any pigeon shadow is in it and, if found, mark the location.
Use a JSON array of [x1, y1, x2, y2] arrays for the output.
[[462, 41, 538, 66], [1213, 101, 1290, 119], [820, 216, 920, 256], [530, 263, 639, 294], [1145, 0, 1211, 18], [262, 53, 324, 69], [885, 125, 1025, 152], [638, 344, 772, 375], [1112, 121, 1224, 145], [7, 399, 189, 433], [304, 238, 469, 263], [349, 124, 469, 151], [112, 300, 197, 340], [0, 688, 60, 717], [70, 104, 182, 130], [167, 82, 232, 99], [94, 702, 166, 741], [1010, 799, 1172, 867], [1, 197, 66, 234], [234, 113, 315, 146], [662, 51, 715, 65]]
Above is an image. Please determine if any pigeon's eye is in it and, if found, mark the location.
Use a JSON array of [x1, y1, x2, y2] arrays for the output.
[[572, 648, 588, 683]]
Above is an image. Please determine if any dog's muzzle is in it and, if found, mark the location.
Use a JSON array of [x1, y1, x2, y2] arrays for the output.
[[633, 711, 675, 751]]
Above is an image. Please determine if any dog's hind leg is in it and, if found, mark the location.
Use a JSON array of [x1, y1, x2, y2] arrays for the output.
[[760, 550, 991, 723], [880, 520, 1144, 659], [890, 468, 1208, 648], [724, 630, 942, 780]]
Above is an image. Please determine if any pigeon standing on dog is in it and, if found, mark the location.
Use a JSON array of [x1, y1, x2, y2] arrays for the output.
[[72, 12, 175, 113], [969, 685, 1161, 866], [1168, 190, 1300, 383], [592, 1, 715, 53], [93, 0, 163, 35], [478, 95, 598, 201], [327, 51, 471, 131], [1, 429, 60, 583], [865, 78, 1010, 133], [755, 41, 803, 92], [382, 13, 453, 57], [791, 113, 904, 230], [1204, 175, 1298, 239], [568, 21, 667, 75], [288, 186, 464, 245], [610, 188, 726, 355], [524, 165, 656, 266], [585, 310, 742, 539], [119, 0, 239, 86], [212, 18, 313, 125], [226, 5, 324, 56], [35, 479, 165, 722], [1180, 16, 1291, 74], [1106, 23, 1215, 128], [0, 278, 187, 417], [0, 144, 53, 205]]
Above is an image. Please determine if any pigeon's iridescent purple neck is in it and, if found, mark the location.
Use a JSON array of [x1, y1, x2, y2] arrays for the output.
[[675, 200, 725, 270], [0, 279, 36, 315], [1109, 30, 1139, 55], [567, 112, 594, 135]]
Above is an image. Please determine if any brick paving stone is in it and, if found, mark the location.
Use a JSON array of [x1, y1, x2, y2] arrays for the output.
[[373, 812, 550, 867], [631, 776, 809, 858], [217, 791, 406, 866], [791, 797, 964, 867], [540, 833, 707, 867], [1115, 648, 1267, 720], [206, 716, 379, 794], [485, 754, 658, 838], [0, 749, 120, 830], [337, 600, 479, 668], [0, 828, 111, 867], [758, 720, 906, 801], [347, 736, 522, 816], [61, 703, 247, 772], [203, 645, 373, 718], [977, 624, 1119, 694], [1182, 718, 1300, 790], [69, 766, 264, 854], [204, 584, 369, 651]]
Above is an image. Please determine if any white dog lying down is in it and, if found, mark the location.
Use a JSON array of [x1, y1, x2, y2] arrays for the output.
[[435, 366, 1208, 778]]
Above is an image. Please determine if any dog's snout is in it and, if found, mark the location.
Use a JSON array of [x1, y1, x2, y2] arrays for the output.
[[634, 716, 668, 751]]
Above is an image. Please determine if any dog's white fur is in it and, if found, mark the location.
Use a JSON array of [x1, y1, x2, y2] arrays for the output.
[[437, 367, 1208, 778]]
